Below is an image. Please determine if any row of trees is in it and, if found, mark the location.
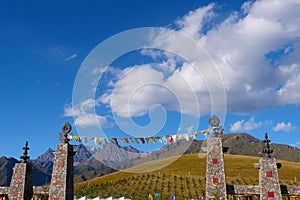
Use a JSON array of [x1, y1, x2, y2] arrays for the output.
[[75, 173, 206, 199]]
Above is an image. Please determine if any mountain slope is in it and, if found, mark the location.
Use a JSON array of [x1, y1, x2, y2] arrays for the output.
[[74, 154, 300, 199], [0, 156, 50, 186], [0, 157, 18, 186], [183, 133, 300, 162]]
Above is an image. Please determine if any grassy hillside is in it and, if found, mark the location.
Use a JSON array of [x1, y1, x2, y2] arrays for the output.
[[75, 154, 300, 199], [184, 133, 300, 162]]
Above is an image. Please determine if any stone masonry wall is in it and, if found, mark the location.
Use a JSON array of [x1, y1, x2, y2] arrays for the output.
[[48, 143, 74, 200], [8, 163, 33, 200], [0, 187, 8, 194], [206, 137, 227, 199], [230, 185, 260, 195], [286, 186, 300, 195]]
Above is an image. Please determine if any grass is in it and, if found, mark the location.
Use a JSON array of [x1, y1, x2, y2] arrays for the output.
[[74, 154, 300, 199]]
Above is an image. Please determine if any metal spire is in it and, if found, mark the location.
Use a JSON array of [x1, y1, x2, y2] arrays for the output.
[[20, 141, 30, 163], [262, 132, 273, 158]]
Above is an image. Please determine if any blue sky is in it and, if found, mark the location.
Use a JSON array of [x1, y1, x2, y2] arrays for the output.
[[1, 0, 300, 159]]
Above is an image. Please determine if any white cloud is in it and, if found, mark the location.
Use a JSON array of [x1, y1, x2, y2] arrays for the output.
[[176, 3, 215, 40], [64, 99, 111, 128], [176, 0, 300, 114], [65, 54, 77, 61], [74, 114, 108, 127], [49, 46, 78, 62], [230, 117, 263, 132], [140, 49, 164, 60], [99, 0, 300, 118], [101, 64, 205, 117], [272, 121, 296, 132]]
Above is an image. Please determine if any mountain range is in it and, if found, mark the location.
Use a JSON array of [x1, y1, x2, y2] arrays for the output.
[[1, 133, 300, 186]]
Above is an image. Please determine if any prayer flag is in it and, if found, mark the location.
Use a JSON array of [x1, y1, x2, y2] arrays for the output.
[[124, 138, 130, 144], [177, 134, 183, 141], [139, 137, 145, 144], [172, 134, 177, 142], [150, 137, 156, 144], [130, 138, 135, 143], [112, 138, 118, 145], [145, 137, 150, 144], [201, 129, 210, 135], [73, 136, 79, 142], [167, 135, 173, 143], [82, 137, 88, 143], [97, 138, 103, 145], [134, 138, 139, 144]]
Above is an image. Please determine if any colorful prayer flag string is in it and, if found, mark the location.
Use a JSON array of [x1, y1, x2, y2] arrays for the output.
[[69, 129, 209, 145]]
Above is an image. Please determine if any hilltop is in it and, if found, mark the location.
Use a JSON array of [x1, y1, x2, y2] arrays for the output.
[[186, 133, 300, 162]]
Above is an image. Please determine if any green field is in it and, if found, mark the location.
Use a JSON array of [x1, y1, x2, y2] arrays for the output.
[[75, 154, 300, 199]]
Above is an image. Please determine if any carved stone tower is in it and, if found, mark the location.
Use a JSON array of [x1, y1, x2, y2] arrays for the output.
[[206, 115, 227, 200], [257, 133, 282, 200], [8, 141, 33, 200], [48, 123, 75, 200]]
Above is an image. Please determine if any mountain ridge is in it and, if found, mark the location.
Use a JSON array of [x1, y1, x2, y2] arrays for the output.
[[1, 133, 299, 186]]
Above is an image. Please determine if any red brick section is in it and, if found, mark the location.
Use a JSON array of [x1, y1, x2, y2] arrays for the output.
[[13, 192, 18, 197], [58, 161, 63, 168], [266, 171, 273, 177], [213, 178, 219, 183], [15, 174, 21, 179], [212, 158, 218, 164], [54, 198, 60, 200], [268, 191, 275, 198], [56, 179, 61, 185]]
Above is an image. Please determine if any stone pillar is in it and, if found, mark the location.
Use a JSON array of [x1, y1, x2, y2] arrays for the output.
[[8, 141, 33, 200], [48, 143, 75, 200], [206, 137, 227, 199], [205, 115, 227, 199], [258, 157, 282, 200], [257, 133, 282, 200]]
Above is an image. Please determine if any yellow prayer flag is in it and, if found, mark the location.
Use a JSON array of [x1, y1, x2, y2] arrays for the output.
[[150, 136, 156, 144], [124, 138, 130, 144], [177, 134, 183, 141], [73, 136, 79, 142]]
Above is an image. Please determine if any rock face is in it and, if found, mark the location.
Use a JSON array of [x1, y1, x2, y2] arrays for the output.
[[92, 143, 147, 164], [31, 148, 54, 174], [0, 157, 18, 186], [32, 145, 92, 169], [48, 143, 74, 200], [206, 137, 227, 200], [73, 145, 92, 163]]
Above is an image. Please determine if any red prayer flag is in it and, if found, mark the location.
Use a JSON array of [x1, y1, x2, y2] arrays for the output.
[[167, 135, 173, 143], [112, 138, 118, 145], [139, 138, 145, 144]]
